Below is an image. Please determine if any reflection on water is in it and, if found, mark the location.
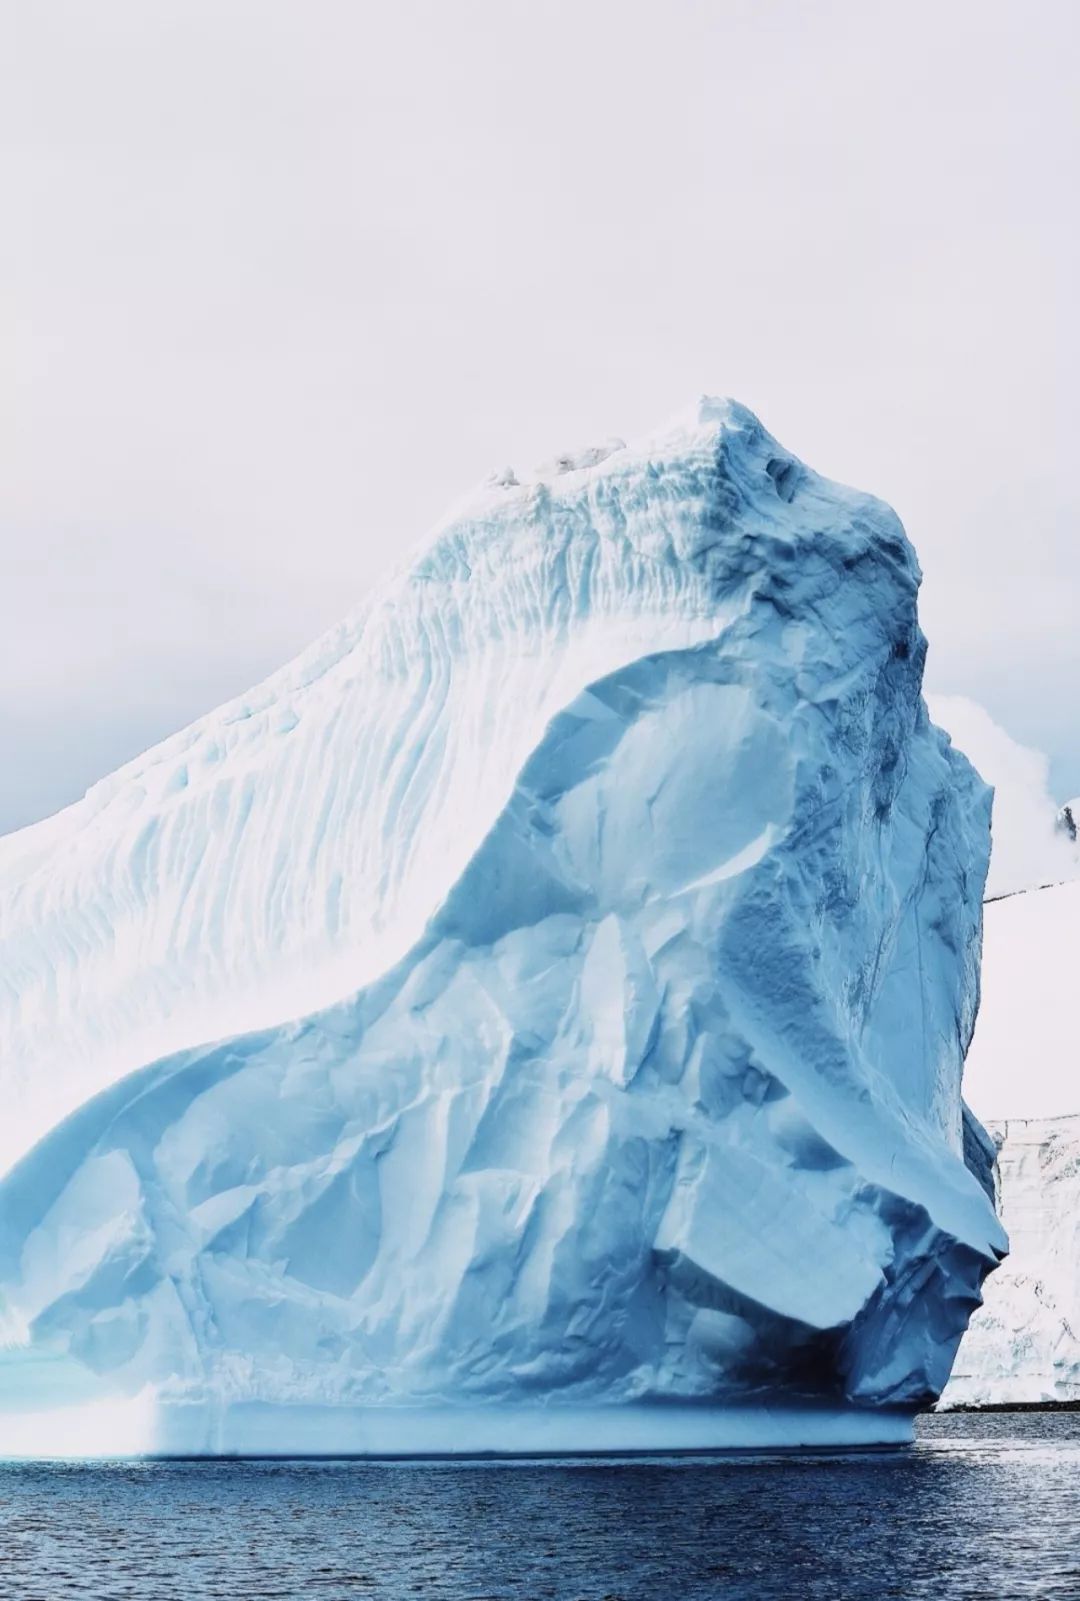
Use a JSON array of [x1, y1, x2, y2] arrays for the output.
[[2, 1412, 1079, 1599]]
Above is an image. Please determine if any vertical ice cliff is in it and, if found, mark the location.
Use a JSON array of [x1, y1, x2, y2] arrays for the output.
[[945, 1114, 1080, 1406], [0, 399, 1005, 1453]]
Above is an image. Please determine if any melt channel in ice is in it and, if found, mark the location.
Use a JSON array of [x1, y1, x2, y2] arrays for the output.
[[0, 398, 1005, 1455]]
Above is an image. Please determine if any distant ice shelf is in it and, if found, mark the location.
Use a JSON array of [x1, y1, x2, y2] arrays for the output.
[[0, 398, 1004, 1454]]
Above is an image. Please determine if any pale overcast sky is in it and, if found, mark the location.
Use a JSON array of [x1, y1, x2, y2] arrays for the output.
[[2, 0, 1077, 834]]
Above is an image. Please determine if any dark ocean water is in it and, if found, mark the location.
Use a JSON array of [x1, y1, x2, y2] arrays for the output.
[[2, 1413, 1079, 1600]]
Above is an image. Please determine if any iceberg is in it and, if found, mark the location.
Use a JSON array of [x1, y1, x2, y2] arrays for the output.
[[0, 399, 1005, 1455], [945, 1109, 1080, 1407], [921, 702, 1080, 1406], [944, 872, 1080, 1405]]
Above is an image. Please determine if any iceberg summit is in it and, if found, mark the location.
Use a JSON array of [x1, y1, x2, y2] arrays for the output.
[[0, 399, 1005, 1455]]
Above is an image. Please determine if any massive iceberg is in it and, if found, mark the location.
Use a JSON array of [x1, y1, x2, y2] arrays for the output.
[[0, 399, 1005, 1455]]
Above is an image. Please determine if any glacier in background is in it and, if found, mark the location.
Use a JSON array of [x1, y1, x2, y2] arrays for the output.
[[926, 710, 1080, 1407], [0, 399, 1005, 1454], [945, 1106, 1080, 1407], [923, 698, 1080, 1409]]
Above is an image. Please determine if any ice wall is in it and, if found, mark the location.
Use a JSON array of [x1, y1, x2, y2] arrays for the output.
[[945, 1113, 1080, 1406], [0, 400, 1004, 1453]]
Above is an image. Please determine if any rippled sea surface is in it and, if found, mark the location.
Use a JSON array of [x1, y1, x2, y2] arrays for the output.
[[2, 1413, 1080, 1599]]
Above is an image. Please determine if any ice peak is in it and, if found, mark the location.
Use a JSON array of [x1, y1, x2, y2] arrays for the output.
[[476, 397, 768, 505]]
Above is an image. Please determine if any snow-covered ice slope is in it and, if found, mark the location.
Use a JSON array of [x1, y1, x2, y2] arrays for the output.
[[0, 399, 1004, 1454], [926, 696, 1080, 901], [945, 1111, 1080, 1406], [0, 422, 742, 1177]]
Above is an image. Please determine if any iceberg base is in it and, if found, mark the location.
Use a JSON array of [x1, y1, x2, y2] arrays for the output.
[[2, 1397, 917, 1459]]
